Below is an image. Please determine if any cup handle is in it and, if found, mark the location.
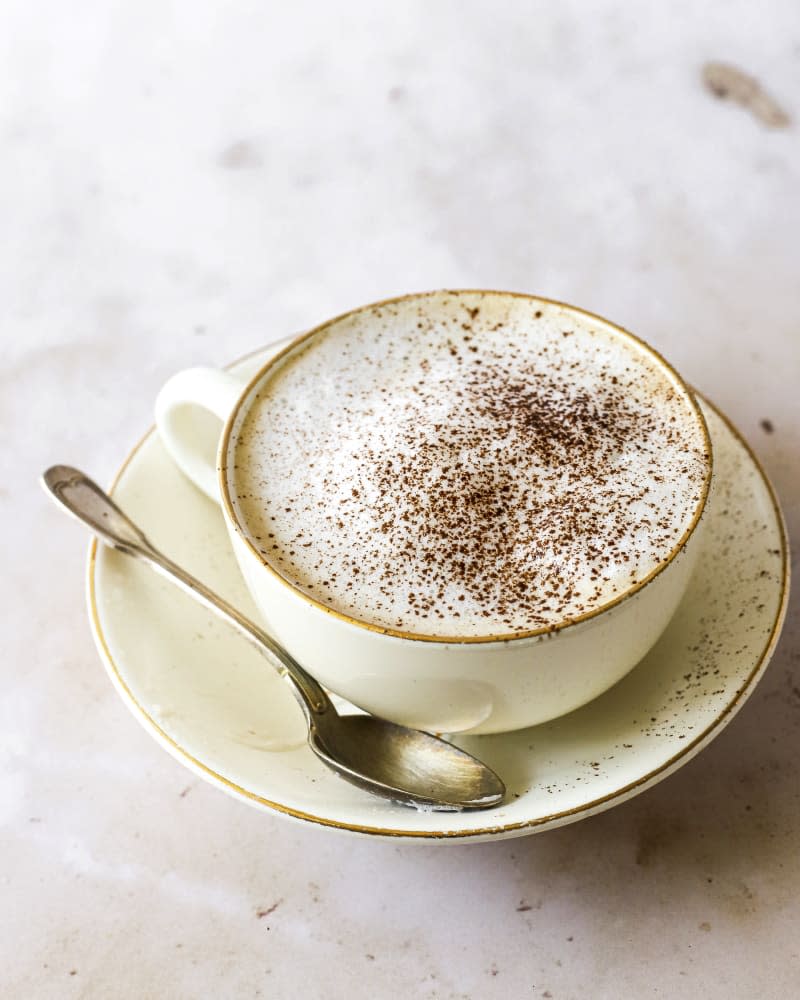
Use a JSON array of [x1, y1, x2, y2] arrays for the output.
[[155, 367, 246, 502]]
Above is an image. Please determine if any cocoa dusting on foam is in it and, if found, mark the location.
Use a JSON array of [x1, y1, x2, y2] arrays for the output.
[[230, 294, 709, 638]]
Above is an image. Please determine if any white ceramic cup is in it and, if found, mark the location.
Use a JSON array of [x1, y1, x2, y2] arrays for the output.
[[155, 291, 713, 735]]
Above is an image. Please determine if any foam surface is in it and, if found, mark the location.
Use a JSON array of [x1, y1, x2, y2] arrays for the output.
[[229, 293, 709, 637]]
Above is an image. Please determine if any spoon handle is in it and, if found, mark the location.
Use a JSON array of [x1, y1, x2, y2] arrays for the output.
[[42, 465, 331, 719]]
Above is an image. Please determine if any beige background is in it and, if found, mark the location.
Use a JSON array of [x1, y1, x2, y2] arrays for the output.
[[3, 1, 798, 997]]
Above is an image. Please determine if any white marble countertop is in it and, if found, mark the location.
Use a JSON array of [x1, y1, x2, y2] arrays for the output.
[[4, 2, 799, 996]]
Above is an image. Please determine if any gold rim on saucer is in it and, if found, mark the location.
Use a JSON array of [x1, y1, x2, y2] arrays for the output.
[[86, 352, 789, 840]]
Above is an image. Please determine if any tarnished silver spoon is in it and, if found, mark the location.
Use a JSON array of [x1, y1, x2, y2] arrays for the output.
[[42, 466, 505, 811]]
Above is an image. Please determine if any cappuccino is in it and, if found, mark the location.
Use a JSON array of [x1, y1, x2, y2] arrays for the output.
[[229, 292, 709, 639]]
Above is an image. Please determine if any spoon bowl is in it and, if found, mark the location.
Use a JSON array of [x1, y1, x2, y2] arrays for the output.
[[311, 713, 504, 810]]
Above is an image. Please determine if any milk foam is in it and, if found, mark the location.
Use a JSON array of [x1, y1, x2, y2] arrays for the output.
[[229, 293, 709, 638]]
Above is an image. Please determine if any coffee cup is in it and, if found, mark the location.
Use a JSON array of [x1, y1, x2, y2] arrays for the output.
[[155, 290, 713, 734]]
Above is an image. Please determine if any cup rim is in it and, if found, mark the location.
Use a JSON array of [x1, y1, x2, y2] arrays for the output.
[[217, 289, 714, 645]]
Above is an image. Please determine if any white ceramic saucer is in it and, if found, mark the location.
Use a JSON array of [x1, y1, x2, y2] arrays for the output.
[[88, 342, 789, 842]]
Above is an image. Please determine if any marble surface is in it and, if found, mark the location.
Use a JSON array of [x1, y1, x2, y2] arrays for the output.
[[3, 1, 798, 996]]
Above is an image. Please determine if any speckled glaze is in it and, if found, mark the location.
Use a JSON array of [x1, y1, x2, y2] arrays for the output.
[[230, 292, 709, 637], [156, 292, 713, 734], [91, 345, 789, 841]]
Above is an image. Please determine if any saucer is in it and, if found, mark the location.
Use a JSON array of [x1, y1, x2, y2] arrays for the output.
[[88, 342, 789, 841]]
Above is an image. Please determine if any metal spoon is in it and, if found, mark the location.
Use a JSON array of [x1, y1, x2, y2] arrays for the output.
[[42, 466, 505, 811]]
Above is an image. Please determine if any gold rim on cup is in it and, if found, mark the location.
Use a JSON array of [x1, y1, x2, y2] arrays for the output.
[[217, 289, 715, 644]]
